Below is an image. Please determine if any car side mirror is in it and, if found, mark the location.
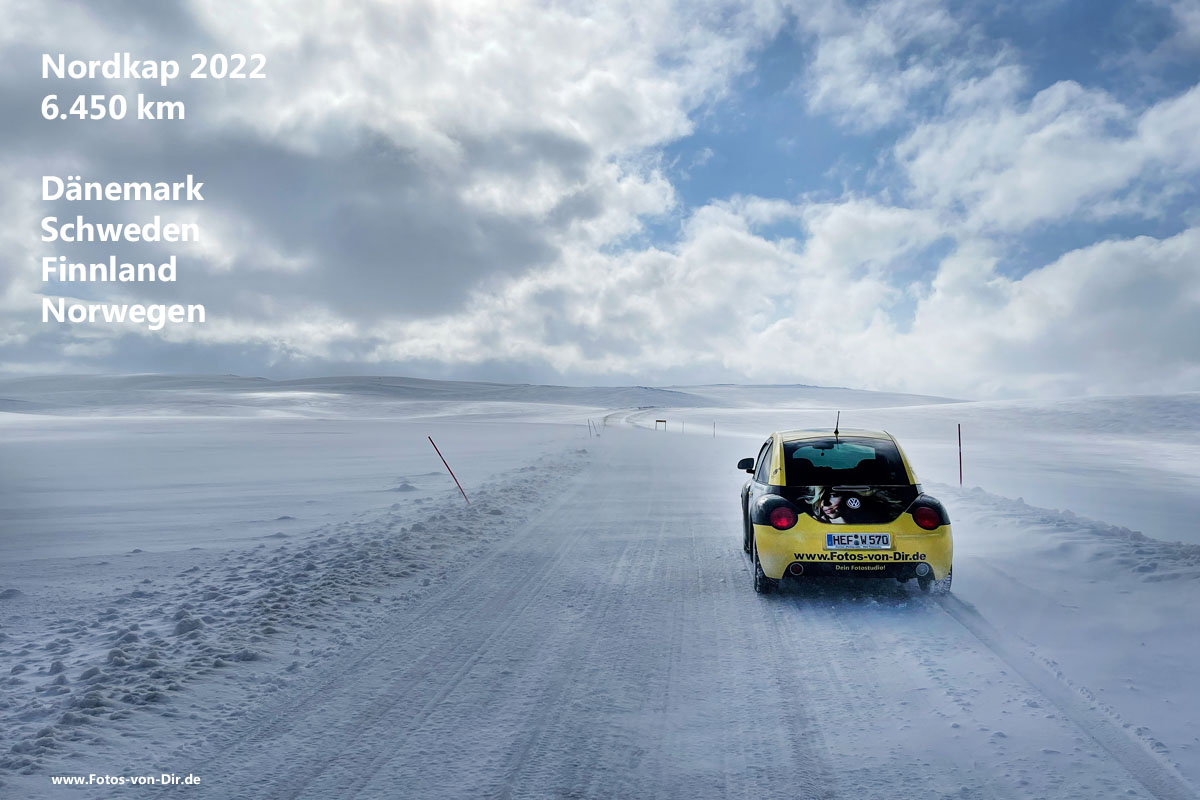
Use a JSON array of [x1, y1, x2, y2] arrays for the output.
[[737, 457, 755, 473]]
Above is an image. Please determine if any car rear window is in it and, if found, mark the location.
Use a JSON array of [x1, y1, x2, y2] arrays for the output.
[[782, 437, 909, 486]]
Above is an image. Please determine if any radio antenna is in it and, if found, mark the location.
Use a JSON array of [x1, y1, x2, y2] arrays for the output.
[[834, 410, 840, 440]]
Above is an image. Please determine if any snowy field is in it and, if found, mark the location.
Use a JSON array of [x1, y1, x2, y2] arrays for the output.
[[1, 376, 1198, 799]]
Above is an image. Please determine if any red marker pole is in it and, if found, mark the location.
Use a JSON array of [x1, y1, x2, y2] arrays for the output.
[[428, 436, 469, 505], [958, 423, 963, 486]]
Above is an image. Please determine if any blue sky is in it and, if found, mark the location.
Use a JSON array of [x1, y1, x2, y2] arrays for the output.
[[1, 0, 1198, 398], [664, 1, 1200, 276]]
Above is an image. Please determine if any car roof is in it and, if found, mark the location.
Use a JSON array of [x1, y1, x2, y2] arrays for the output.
[[775, 428, 893, 443]]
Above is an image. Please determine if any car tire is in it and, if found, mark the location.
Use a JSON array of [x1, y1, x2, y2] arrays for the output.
[[742, 503, 751, 553], [752, 537, 777, 595], [918, 566, 952, 595]]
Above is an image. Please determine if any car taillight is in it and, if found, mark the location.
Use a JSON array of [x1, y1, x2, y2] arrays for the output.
[[912, 506, 941, 530], [769, 507, 798, 530]]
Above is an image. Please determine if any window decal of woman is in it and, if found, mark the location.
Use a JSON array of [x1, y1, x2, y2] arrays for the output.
[[810, 485, 847, 524]]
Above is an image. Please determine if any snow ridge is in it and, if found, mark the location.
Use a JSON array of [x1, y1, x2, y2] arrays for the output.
[[0, 448, 590, 783]]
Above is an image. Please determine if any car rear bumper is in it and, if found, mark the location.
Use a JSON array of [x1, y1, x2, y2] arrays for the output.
[[754, 523, 952, 581], [777, 560, 934, 579]]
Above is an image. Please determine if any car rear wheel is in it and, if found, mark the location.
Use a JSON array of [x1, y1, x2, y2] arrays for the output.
[[918, 566, 952, 595], [752, 537, 777, 595]]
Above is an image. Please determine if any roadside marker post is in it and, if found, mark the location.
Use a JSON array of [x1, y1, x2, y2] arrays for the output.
[[958, 423, 963, 486], [428, 436, 470, 505]]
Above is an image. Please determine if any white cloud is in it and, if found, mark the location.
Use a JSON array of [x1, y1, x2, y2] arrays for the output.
[[183, 0, 782, 258], [1166, 0, 1200, 52], [0, 0, 784, 354], [905, 227, 1200, 396], [793, 0, 971, 130], [797, 198, 945, 274], [897, 78, 1200, 231], [361, 197, 939, 383], [189, 0, 779, 156], [351, 195, 1200, 398]]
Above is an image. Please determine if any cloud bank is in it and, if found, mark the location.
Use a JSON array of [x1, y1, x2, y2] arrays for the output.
[[1, 0, 1197, 398]]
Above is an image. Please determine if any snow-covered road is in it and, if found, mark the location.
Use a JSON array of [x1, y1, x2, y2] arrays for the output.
[[178, 427, 1193, 799], [3, 379, 1198, 799]]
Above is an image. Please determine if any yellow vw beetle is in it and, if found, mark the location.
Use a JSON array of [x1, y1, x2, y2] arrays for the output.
[[738, 428, 952, 594]]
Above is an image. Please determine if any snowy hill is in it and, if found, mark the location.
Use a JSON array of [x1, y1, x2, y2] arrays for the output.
[[0, 374, 722, 416]]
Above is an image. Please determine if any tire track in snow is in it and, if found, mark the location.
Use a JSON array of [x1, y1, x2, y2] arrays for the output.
[[737, 555, 1151, 797], [788, 588, 1032, 799], [349, 482, 652, 798], [310, 522, 613, 799], [490, 520, 667, 799], [406, 430, 839, 800], [470, 435, 836, 799], [937, 594, 1198, 800], [488, 529, 641, 800], [189, 466, 597, 799], [256, 514, 593, 799]]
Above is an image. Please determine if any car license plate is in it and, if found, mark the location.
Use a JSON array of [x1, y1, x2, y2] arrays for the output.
[[825, 532, 891, 550]]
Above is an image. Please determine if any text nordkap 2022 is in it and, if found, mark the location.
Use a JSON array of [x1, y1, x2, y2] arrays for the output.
[[40, 53, 265, 331]]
